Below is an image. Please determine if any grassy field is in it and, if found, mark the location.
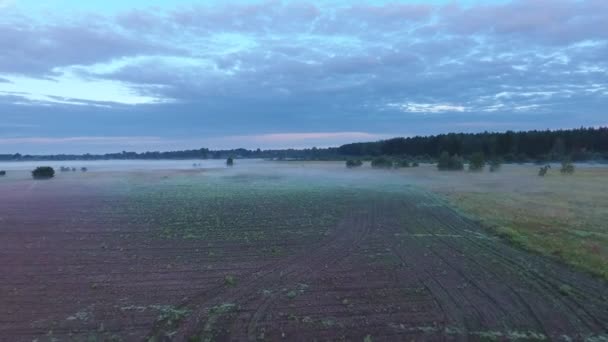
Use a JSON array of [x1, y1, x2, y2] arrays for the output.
[[406, 164, 608, 280]]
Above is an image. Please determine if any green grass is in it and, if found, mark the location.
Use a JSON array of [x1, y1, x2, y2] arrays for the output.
[[433, 166, 608, 280]]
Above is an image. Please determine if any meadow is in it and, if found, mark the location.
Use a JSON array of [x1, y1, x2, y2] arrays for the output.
[[1, 160, 607, 341]]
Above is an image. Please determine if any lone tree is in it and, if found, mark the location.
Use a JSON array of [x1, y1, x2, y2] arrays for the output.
[[346, 159, 363, 168], [226, 157, 234, 167], [32, 166, 55, 180], [468, 152, 485, 171], [437, 151, 464, 171]]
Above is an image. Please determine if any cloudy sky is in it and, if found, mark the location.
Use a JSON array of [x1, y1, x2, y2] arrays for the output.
[[1, 0, 607, 154]]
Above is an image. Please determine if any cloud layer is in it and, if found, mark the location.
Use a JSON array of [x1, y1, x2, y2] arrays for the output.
[[1, 0, 607, 153]]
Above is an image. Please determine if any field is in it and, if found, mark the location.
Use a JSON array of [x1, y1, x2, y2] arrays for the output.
[[1, 161, 608, 341]]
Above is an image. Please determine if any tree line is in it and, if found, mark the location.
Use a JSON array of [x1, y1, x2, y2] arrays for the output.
[[338, 127, 608, 162], [1, 127, 606, 162]]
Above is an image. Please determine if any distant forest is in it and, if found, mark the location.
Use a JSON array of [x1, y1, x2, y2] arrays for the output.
[[1, 127, 607, 163]]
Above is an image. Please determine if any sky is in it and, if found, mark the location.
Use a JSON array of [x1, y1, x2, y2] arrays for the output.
[[0, 0, 607, 154]]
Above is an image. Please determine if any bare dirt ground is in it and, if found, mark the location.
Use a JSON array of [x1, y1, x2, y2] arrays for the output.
[[1, 170, 608, 341]]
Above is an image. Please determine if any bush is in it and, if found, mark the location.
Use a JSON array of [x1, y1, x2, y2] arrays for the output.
[[560, 160, 575, 174], [371, 156, 393, 169], [412, 162, 419, 167], [538, 165, 551, 177], [489, 159, 502, 172], [32, 166, 55, 179], [345, 159, 363, 168], [81, 167, 88, 172], [468, 152, 485, 171], [60, 166, 71, 172], [226, 157, 234, 167], [0, 170, 6, 176], [437, 152, 464, 171]]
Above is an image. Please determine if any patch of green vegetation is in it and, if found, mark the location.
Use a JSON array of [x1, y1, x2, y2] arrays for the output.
[[436, 168, 608, 280], [224, 275, 237, 287]]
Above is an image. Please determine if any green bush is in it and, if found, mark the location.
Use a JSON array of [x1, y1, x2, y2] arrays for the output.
[[437, 152, 464, 171], [468, 152, 485, 171], [226, 157, 234, 167], [560, 160, 575, 174], [345, 159, 363, 168], [32, 166, 55, 179], [371, 156, 393, 169]]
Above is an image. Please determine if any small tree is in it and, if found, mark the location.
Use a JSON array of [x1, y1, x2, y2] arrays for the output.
[[560, 159, 575, 175], [468, 152, 485, 172], [538, 165, 551, 177], [226, 157, 234, 167], [371, 156, 393, 169], [32, 166, 55, 179], [346, 159, 363, 168]]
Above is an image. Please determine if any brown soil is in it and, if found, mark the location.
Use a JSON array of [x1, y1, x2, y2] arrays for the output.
[[1, 176, 607, 341]]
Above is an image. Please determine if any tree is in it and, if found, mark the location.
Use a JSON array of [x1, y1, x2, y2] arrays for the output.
[[560, 159, 575, 174], [346, 159, 363, 168], [437, 152, 464, 171], [32, 166, 55, 179], [469, 152, 485, 171], [538, 165, 551, 177], [371, 156, 393, 169], [226, 157, 234, 167]]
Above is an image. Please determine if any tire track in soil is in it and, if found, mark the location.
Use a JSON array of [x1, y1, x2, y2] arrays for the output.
[[147, 201, 376, 341], [148, 188, 608, 341], [395, 191, 608, 339]]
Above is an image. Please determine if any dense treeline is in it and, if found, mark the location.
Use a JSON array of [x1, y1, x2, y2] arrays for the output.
[[339, 127, 608, 162], [1, 127, 606, 162]]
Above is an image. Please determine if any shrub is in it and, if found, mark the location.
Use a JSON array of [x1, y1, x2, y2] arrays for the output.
[[226, 157, 234, 167], [81, 167, 88, 172], [468, 152, 485, 171], [371, 156, 393, 169], [437, 152, 464, 171], [538, 165, 551, 177], [489, 159, 502, 172], [0, 170, 6, 176], [32, 166, 55, 179], [60, 166, 71, 172], [412, 162, 419, 167], [345, 159, 363, 168], [560, 160, 575, 174]]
